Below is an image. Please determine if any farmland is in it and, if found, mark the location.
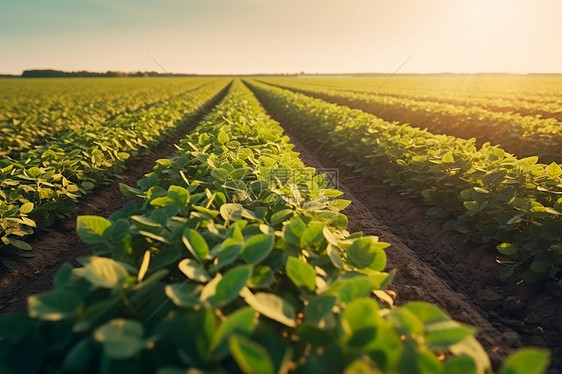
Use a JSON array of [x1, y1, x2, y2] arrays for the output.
[[0, 75, 560, 373]]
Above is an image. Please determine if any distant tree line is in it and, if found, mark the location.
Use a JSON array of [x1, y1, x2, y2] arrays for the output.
[[21, 69, 197, 78]]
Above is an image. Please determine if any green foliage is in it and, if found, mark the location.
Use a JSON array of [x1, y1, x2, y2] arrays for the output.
[[0, 81, 549, 373], [0, 79, 231, 268], [259, 77, 562, 162], [499, 348, 550, 374], [247, 79, 562, 291]]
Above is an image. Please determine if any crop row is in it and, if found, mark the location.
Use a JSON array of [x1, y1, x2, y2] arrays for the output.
[[247, 80, 562, 293], [259, 79, 562, 163], [0, 80, 230, 269], [275, 76, 562, 107], [271, 77, 562, 121], [0, 78, 201, 122], [0, 80, 547, 374], [0, 79, 211, 155]]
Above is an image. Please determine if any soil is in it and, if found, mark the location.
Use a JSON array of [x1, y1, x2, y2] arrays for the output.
[[0, 84, 230, 316], [254, 96, 562, 372]]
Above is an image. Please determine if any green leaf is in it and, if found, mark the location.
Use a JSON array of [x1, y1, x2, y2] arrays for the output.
[[53, 263, 74, 289], [2, 258, 20, 269], [305, 294, 337, 325], [229, 334, 274, 374], [241, 234, 274, 265], [165, 283, 200, 308], [463, 201, 480, 211], [248, 266, 274, 289], [76, 216, 112, 244], [211, 243, 243, 273], [323, 227, 339, 246], [220, 203, 244, 223], [545, 162, 562, 178], [347, 237, 388, 271], [329, 276, 377, 303], [212, 307, 257, 351], [218, 130, 231, 144], [426, 321, 476, 348], [242, 291, 296, 327], [28, 290, 80, 321], [341, 298, 380, 347], [83, 257, 129, 289], [119, 183, 143, 198], [270, 209, 293, 226], [444, 355, 477, 374], [62, 339, 96, 372], [286, 256, 317, 291], [8, 238, 32, 250], [327, 244, 344, 269], [178, 258, 211, 282], [344, 358, 380, 374], [284, 216, 306, 246], [496, 186, 516, 202], [300, 222, 325, 247], [93, 319, 145, 359], [442, 153, 454, 163], [530, 260, 549, 274], [216, 265, 253, 304], [81, 181, 96, 190], [449, 336, 491, 374], [182, 228, 209, 261], [27, 166, 42, 178], [403, 302, 450, 325], [499, 348, 550, 374], [19, 202, 34, 214], [168, 185, 189, 205], [497, 243, 518, 256]]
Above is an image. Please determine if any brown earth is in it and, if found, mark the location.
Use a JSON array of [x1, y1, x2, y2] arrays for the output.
[[255, 98, 562, 373], [0, 84, 230, 316]]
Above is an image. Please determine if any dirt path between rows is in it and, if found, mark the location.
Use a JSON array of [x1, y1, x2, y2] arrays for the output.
[[0, 84, 230, 316], [256, 102, 562, 372]]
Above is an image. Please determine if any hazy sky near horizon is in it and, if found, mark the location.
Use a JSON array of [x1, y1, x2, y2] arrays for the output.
[[1, 0, 561, 75]]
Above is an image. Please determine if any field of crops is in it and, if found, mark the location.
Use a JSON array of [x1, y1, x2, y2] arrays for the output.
[[0, 75, 560, 373]]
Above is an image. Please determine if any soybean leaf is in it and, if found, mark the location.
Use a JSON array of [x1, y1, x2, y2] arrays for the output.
[[83, 257, 128, 289], [28, 290, 81, 321], [286, 256, 316, 291], [242, 290, 296, 327], [347, 237, 388, 271], [182, 228, 209, 261], [165, 283, 200, 308], [300, 222, 325, 247], [229, 334, 274, 374], [216, 265, 253, 304], [305, 294, 337, 325], [341, 298, 380, 347], [499, 348, 550, 374], [248, 266, 274, 289], [241, 234, 274, 265], [53, 263, 74, 289], [93, 319, 145, 359], [178, 258, 211, 282], [403, 302, 450, 325], [426, 321, 476, 348], [284, 216, 306, 246], [212, 307, 257, 352], [76, 216, 112, 244]]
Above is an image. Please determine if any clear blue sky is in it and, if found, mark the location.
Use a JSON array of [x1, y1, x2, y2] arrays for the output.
[[1, 0, 561, 74]]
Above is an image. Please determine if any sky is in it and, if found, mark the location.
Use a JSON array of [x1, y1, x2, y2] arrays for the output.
[[1, 0, 561, 75]]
